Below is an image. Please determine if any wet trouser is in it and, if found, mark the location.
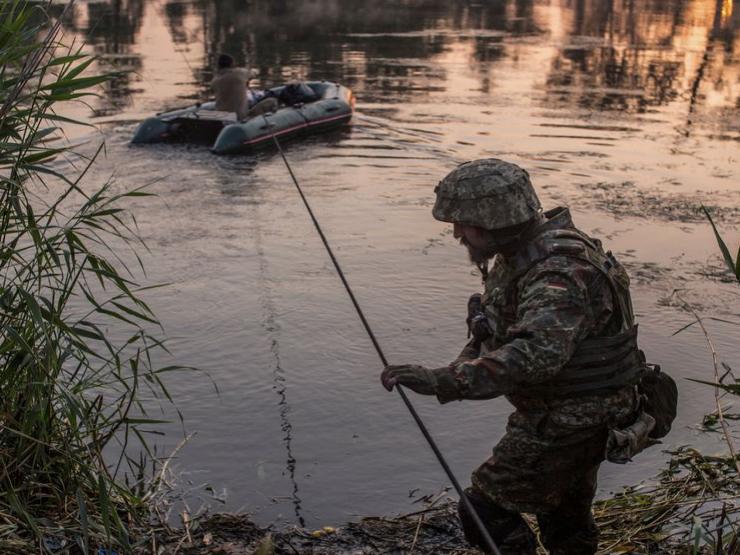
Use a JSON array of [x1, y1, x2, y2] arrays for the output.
[[458, 464, 600, 555]]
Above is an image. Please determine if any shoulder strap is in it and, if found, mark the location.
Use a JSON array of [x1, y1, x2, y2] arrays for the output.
[[508, 228, 635, 330]]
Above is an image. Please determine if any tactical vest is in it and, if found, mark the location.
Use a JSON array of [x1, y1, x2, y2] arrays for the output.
[[496, 226, 644, 396]]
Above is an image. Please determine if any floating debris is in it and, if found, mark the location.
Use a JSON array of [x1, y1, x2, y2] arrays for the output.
[[576, 182, 740, 225]]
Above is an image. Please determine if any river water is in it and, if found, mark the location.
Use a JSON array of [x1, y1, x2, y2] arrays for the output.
[[55, 0, 738, 528]]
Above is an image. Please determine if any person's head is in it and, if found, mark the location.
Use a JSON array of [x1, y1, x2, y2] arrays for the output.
[[432, 159, 542, 263], [217, 53, 235, 69]]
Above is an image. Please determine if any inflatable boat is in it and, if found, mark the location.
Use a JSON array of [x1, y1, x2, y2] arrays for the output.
[[131, 81, 354, 155]]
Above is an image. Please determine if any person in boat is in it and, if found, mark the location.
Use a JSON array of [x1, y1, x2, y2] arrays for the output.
[[211, 53, 278, 120], [381, 159, 652, 555]]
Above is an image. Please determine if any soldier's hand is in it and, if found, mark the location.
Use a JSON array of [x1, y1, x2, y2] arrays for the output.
[[466, 293, 483, 338], [469, 313, 493, 343], [381, 364, 439, 395]]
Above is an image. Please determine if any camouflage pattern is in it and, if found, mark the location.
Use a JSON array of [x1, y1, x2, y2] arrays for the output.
[[458, 486, 537, 554], [432, 159, 541, 230], [434, 207, 639, 553], [460, 466, 601, 555]]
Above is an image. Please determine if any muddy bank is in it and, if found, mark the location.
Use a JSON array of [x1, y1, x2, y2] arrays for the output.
[[153, 449, 738, 555], [157, 506, 474, 554]]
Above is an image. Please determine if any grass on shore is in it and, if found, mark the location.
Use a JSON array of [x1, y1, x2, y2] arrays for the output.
[[1, 1, 181, 552], [144, 448, 737, 555]]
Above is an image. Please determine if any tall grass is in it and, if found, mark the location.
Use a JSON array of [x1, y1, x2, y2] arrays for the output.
[[1, 1, 179, 552]]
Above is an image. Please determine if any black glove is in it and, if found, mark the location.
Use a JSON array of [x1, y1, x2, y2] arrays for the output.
[[466, 293, 492, 343], [381, 364, 445, 395], [466, 293, 482, 338]]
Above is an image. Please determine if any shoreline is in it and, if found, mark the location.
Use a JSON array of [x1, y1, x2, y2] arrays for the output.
[[150, 447, 738, 555]]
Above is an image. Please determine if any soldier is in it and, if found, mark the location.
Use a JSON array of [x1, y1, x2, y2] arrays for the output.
[[381, 159, 644, 555]]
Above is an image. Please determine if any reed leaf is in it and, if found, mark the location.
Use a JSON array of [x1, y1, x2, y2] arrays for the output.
[[1, 1, 183, 552], [701, 205, 740, 282]]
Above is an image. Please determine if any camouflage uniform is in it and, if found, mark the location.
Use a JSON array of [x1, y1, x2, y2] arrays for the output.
[[382, 160, 643, 554], [435, 207, 639, 555]]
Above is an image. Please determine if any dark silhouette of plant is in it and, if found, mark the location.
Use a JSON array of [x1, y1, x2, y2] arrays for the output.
[[1, 1, 181, 551]]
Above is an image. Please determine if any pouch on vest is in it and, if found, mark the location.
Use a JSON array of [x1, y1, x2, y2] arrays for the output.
[[638, 363, 678, 439], [606, 411, 660, 464]]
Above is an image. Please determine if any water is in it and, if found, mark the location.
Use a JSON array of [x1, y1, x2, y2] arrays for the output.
[[53, 0, 738, 528]]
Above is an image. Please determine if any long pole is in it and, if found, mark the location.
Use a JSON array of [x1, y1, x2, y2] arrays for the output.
[[266, 123, 502, 555]]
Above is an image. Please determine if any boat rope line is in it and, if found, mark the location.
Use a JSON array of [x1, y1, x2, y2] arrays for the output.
[[264, 119, 502, 555], [270, 336, 305, 527], [254, 212, 306, 527]]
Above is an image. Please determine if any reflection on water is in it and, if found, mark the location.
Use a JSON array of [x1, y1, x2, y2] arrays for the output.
[[257, 219, 306, 527], [54, 0, 739, 528], [63, 0, 738, 138], [271, 338, 305, 527]]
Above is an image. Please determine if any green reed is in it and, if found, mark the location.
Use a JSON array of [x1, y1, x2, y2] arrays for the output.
[[702, 205, 740, 285], [1, 1, 180, 552]]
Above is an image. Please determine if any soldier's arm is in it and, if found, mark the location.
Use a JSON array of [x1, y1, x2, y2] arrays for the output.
[[435, 259, 608, 403], [449, 338, 481, 367]]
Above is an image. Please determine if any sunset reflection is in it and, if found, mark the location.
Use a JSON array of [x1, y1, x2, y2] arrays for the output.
[[47, 0, 739, 529], [58, 0, 737, 146]]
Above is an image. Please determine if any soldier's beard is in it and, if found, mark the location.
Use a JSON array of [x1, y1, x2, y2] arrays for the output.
[[460, 233, 524, 264], [460, 216, 546, 264], [460, 237, 501, 264]]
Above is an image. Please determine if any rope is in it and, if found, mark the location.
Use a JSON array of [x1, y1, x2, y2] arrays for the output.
[[266, 122, 502, 555]]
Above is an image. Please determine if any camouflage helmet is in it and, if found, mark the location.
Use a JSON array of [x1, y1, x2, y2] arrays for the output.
[[432, 159, 541, 230]]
